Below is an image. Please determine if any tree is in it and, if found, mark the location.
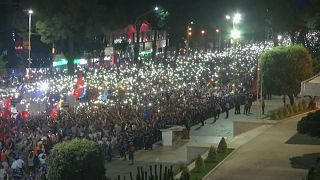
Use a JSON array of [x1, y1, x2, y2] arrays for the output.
[[206, 146, 217, 163], [305, 0, 320, 30], [194, 155, 205, 173], [217, 137, 227, 153], [30, 0, 125, 74], [313, 53, 320, 74], [297, 110, 320, 137], [47, 139, 105, 180], [0, 55, 7, 77], [260, 45, 313, 105]]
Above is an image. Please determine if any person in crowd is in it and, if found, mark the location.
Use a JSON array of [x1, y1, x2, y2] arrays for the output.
[[27, 151, 35, 177], [11, 156, 24, 180], [128, 142, 135, 165], [225, 101, 230, 119], [261, 97, 265, 115], [244, 98, 249, 115]]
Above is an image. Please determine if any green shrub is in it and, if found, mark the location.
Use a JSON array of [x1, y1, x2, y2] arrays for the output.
[[306, 158, 320, 180], [309, 121, 320, 137], [47, 139, 105, 180], [302, 99, 308, 110], [297, 117, 309, 133], [180, 165, 190, 180], [206, 146, 217, 163], [278, 108, 284, 119], [297, 110, 320, 137], [194, 155, 205, 173], [298, 101, 304, 112], [270, 111, 277, 120], [283, 106, 290, 117], [287, 105, 294, 115], [293, 103, 299, 113], [217, 137, 227, 153]]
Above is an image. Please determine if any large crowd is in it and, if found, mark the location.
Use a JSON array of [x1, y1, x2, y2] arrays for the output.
[[0, 36, 315, 179]]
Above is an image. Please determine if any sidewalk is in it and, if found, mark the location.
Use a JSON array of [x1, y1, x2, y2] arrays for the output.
[[105, 96, 286, 178], [189, 95, 285, 144], [204, 113, 320, 180]]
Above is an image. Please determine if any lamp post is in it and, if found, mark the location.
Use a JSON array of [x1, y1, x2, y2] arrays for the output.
[[215, 28, 221, 52], [226, 13, 241, 43], [186, 21, 194, 57], [27, 9, 33, 69], [226, 13, 241, 93]]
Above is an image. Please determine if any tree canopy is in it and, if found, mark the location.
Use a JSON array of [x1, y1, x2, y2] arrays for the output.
[[0, 55, 7, 77], [30, 0, 126, 73], [47, 139, 105, 180], [260, 45, 313, 105]]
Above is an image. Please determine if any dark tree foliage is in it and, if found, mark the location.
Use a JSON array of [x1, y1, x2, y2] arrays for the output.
[[297, 110, 320, 137], [47, 139, 105, 180], [22, 0, 126, 74], [0, 55, 7, 77], [260, 45, 313, 105]]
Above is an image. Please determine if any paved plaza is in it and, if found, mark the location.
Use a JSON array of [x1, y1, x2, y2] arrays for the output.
[[105, 96, 319, 179], [204, 113, 320, 180]]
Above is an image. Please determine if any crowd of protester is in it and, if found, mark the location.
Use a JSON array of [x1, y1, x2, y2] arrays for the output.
[[0, 43, 269, 179]]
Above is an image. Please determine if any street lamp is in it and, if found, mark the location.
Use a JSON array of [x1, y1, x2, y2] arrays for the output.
[[27, 9, 33, 69], [186, 21, 194, 56], [233, 13, 241, 25], [215, 28, 221, 51], [226, 13, 241, 29]]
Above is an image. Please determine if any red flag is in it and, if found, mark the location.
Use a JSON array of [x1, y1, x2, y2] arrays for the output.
[[49, 106, 58, 120], [22, 111, 29, 120], [71, 73, 85, 99], [3, 97, 12, 117]]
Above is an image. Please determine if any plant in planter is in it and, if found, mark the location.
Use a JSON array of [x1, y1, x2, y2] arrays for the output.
[[217, 137, 227, 153], [194, 155, 205, 173], [180, 165, 190, 180], [206, 146, 217, 163]]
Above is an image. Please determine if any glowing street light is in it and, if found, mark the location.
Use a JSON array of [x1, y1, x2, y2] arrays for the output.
[[231, 29, 241, 39], [201, 30, 205, 35], [233, 13, 241, 24], [277, 35, 282, 41], [226, 15, 231, 20], [154, 6, 159, 11]]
